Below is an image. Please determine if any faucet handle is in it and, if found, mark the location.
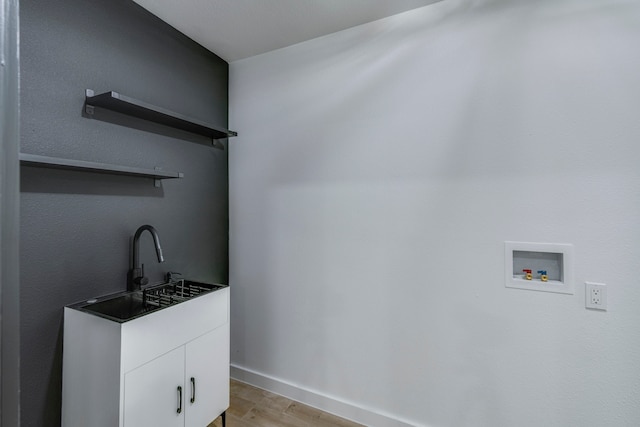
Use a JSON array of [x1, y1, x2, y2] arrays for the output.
[[166, 271, 182, 282], [134, 276, 149, 286]]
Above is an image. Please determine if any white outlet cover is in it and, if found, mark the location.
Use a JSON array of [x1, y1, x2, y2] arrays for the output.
[[585, 282, 607, 311]]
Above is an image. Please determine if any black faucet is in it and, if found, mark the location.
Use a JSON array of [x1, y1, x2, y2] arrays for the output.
[[128, 225, 164, 291]]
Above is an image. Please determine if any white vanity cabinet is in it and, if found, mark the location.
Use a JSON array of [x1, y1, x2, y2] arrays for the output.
[[124, 326, 229, 427], [62, 286, 229, 427]]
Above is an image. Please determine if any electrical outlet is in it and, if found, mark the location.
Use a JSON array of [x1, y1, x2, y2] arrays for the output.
[[585, 282, 607, 310]]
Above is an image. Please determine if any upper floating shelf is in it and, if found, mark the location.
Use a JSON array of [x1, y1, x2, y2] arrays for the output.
[[84, 89, 237, 140]]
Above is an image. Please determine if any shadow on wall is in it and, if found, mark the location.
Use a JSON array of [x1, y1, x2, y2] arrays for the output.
[[43, 323, 65, 425]]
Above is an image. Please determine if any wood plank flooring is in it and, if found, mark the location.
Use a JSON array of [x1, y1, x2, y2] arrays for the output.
[[209, 379, 364, 427]]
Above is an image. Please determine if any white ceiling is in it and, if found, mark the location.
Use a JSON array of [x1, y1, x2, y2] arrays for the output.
[[132, 0, 441, 62]]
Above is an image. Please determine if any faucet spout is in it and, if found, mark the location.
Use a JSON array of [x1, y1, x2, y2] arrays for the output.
[[128, 225, 165, 291], [133, 224, 164, 267]]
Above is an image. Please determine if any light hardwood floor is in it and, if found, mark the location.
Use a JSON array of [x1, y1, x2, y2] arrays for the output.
[[209, 379, 364, 427]]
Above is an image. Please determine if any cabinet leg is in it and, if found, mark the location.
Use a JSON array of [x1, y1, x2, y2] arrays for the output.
[[221, 411, 226, 427]]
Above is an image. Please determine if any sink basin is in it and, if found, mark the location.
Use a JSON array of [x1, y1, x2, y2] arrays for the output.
[[78, 292, 160, 321], [71, 280, 227, 322]]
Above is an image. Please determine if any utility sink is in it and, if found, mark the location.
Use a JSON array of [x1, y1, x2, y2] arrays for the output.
[[71, 280, 226, 323], [79, 292, 154, 321]]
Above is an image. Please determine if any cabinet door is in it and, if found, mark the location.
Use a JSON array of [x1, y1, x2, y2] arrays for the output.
[[124, 346, 185, 427], [184, 324, 230, 427]]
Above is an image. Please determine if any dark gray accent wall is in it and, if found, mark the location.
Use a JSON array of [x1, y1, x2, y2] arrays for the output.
[[20, 0, 230, 425], [1, 0, 21, 425]]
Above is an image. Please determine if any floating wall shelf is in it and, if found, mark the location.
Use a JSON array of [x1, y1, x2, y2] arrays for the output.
[[19, 153, 183, 187], [84, 89, 237, 140]]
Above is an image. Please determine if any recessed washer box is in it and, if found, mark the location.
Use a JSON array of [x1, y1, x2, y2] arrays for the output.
[[505, 241, 574, 294]]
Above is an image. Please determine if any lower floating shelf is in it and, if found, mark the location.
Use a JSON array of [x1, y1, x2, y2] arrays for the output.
[[19, 153, 183, 187]]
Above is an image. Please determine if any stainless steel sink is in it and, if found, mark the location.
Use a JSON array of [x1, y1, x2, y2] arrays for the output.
[[72, 280, 226, 322], [79, 292, 158, 321]]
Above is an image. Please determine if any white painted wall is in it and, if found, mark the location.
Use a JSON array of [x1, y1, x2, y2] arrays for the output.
[[229, 0, 640, 426]]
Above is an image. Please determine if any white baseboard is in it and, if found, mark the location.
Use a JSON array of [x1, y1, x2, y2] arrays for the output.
[[230, 364, 420, 427]]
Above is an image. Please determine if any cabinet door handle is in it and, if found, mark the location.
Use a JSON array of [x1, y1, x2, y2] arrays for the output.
[[190, 377, 196, 404], [177, 386, 183, 414]]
